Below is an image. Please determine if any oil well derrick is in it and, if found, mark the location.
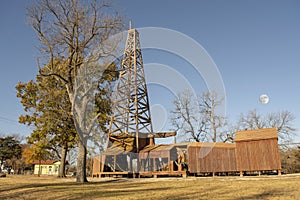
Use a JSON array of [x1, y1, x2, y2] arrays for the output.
[[100, 26, 176, 176], [108, 27, 153, 151]]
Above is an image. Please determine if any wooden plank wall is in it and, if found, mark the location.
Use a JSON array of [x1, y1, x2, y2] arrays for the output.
[[92, 155, 102, 176], [188, 145, 237, 173], [236, 139, 281, 171]]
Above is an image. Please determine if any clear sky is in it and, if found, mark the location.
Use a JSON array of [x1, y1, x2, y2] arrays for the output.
[[0, 0, 300, 142]]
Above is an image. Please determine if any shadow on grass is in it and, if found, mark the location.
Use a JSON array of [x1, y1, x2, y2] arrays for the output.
[[0, 179, 128, 199], [152, 187, 292, 200], [0, 179, 120, 193], [0, 179, 176, 199], [233, 189, 292, 200], [0, 177, 295, 200], [67, 186, 177, 200]]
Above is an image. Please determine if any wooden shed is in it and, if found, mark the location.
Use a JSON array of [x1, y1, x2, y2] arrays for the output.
[[235, 128, 281, 175], [138, 143, 189, 177], [187, 142, 237, 175]]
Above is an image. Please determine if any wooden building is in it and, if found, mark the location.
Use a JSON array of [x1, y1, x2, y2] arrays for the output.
[[188, 142, 237, 175], [92, 128, 281, 178], [138, 143, 188, 177], [235, 128, 281, 175], [33, 160, 61, 175]]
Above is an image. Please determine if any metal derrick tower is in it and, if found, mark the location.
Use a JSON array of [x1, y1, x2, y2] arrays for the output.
[[107, 27, 153, 152]]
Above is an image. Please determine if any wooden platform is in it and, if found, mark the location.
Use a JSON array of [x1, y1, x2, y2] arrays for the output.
[[138, 171, 187, 178], [93, 172, 138, 178], [93, 171, 187, 178]]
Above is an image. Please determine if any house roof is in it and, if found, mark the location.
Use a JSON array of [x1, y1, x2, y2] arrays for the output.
[[235, 127, 278, 142], [33, 160, 58, 165], [33, 160, 69, 165]]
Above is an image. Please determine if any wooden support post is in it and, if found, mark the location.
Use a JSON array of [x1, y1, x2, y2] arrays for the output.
[[149, 158, 152, 171], [170, 161, 174, 172], [212, 172, 215, 177], [278, 169, 282, 176], [130, 155, 133, 172], [136, 157, 140, 173], [178, 162, 182, 171], [168, 154, 170, 171], [149, 136, 154, 145], [113, 155, 116, 172], [100, 155, 105, 172], [141, 159, 145, 172], [258, 171, 261, 176]]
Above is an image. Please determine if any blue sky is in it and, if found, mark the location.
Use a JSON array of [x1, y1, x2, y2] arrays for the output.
[[0, 0, 300, 142]]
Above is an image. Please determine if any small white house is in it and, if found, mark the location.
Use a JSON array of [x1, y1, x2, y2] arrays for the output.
[[33, 160, 61, 175]]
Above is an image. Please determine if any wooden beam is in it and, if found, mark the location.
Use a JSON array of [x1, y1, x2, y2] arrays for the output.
[[109, 131, 176, 139], [151, 131, 177, 138]]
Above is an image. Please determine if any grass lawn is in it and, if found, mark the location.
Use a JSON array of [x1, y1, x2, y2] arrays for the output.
[[0, 174, 300, 199]]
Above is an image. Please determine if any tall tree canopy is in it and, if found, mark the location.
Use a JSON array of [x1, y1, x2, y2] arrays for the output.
[[22, 140, 50, 176], [27, 0, 123, 182], [0, 136, 22, 172], [16, 61, 77, 177]]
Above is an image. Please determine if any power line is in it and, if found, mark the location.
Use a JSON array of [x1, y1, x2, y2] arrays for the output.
[[0, 116, 19, 124]]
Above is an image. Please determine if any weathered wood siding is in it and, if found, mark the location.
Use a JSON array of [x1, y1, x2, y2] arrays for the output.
[[235, 128, 281, 172], [139, 145, 170, 159], [188, 143, 237, 173], [92, 155, 102, 175]]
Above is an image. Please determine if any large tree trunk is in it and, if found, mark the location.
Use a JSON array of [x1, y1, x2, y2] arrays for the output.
[[58, 144, 68, 178], [0, 159, 3, 173], [38, 159, 41, 177], [76, 138, 88, 183]]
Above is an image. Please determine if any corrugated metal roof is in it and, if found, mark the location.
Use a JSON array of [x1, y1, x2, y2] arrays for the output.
[[235, 128, 278, 142], [188, 142, 236, 148]]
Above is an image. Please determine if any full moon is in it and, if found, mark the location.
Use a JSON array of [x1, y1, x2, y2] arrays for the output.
[[259, 94, 269, 104]]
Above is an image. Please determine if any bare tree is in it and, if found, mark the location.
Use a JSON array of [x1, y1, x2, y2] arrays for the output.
[[171, 90, 207, 142], [238, 109, 296, 143], [27, 0, 123, 182], [199, 91, 226, 142], [171, 90, 226, 142]]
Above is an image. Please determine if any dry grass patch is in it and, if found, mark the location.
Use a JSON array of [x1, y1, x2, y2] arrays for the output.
[[0, 174, 299, 199]]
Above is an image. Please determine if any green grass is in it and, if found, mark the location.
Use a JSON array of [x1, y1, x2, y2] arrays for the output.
[[0, 174, 300, 199]]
